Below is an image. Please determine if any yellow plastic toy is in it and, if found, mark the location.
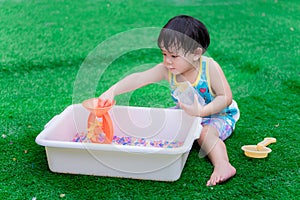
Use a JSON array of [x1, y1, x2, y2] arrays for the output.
[[241, 137, 277, 158]]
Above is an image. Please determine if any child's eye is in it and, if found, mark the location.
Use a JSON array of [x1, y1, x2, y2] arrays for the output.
[[171, 55, 179, 58]]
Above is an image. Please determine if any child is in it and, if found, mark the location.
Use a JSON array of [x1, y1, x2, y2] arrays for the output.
[[99, 15, 240, 186]]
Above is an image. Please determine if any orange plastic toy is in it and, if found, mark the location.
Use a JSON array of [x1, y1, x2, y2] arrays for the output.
[[82, 98, 115, 144]]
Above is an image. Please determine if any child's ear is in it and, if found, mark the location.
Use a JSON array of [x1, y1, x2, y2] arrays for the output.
[[193, 48, 202, 61]]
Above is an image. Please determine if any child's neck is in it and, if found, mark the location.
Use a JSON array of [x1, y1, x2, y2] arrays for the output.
[[177, 60, 201, 84]]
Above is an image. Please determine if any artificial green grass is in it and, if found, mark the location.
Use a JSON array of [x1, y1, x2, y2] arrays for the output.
[[1, 0, 299, 199]]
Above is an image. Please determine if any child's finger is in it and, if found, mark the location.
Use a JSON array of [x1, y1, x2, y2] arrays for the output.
[[104, 100, 111, 107], [194, 94, 198, 104], [102, 99, 108, 107], [98, 98, 105, 107], [178, 101, 186, 110], [97, 98, 102, 107]]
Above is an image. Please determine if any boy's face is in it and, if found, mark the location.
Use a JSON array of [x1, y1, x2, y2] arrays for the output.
[[161, 47, 198, 75]]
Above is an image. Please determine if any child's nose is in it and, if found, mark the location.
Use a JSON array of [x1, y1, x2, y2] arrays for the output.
[[165, 56, 172, 64]]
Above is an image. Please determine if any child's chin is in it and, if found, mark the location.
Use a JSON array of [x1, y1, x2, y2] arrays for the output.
[[169, 69, 179, 74]]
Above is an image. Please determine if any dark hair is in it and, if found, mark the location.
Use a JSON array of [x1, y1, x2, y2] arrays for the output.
[[158, 15, 210, 54]]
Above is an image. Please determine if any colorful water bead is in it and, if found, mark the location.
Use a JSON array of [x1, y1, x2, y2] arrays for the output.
[[112, 135, 184, 148], [72, 133, 184, 148]]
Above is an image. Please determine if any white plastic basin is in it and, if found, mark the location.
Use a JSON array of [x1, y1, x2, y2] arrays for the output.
[[35, 104, 202, 181]]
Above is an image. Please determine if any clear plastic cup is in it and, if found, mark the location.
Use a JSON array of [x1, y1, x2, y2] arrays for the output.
[[172, 81, 205, 105]]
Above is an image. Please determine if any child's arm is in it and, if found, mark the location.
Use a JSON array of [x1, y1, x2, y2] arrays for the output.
[[202, 59, 232, 116], [180, 59, 232, 117], [100, 63, 167, 100]]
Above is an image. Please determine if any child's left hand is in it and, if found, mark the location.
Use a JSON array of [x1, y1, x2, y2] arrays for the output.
[[179, 94, 203, 117]]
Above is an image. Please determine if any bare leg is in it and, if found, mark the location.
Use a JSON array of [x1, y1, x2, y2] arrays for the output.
[[198, 125, 236, 186]]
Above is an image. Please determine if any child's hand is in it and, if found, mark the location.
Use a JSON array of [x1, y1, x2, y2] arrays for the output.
[[97, 98, 114, 107], [99, 89, 114, 101], [179, 94, 203, 117], [99, 89, 115, 107]]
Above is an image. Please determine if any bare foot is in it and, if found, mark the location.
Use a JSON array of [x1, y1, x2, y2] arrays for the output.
[[206, 161, 236, 186]]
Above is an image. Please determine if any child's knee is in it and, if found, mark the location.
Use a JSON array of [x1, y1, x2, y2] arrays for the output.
[[197, 125, 218, 145], [197, 126, 208, 143]]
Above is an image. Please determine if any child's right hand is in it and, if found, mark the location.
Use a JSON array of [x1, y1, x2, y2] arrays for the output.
[[97, 98, 114, 107], [99, 89, 115, 107]]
